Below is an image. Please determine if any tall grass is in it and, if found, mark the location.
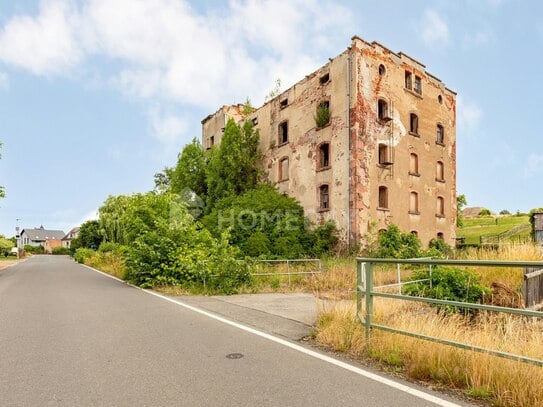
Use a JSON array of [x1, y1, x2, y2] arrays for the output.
[[458, 242, 543, 289], [85, 252, 127, 280], [315, 243, 543, 407]]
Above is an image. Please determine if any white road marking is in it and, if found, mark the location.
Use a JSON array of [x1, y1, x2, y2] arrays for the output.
[[83, 264, 463, 407]]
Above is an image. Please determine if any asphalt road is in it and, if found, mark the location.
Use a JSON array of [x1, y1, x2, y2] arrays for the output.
[[0, 256, 470, 406]]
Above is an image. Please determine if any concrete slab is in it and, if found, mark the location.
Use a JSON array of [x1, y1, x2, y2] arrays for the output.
[[175, 293, 319, 341]]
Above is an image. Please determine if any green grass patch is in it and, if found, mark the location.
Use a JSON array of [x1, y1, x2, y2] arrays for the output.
[[458, 215, 530, 245]]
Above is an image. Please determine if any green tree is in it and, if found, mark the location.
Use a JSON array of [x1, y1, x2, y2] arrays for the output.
[[206, 119, 260, 209], [170, 138, 207, 198], [478, 208, 491, 216], [456, 194, 467, 227], [154, 167, 173, 192], [0, 236, 14, 256], [71, 220, 103, 250], [99, 192, 172, 246]]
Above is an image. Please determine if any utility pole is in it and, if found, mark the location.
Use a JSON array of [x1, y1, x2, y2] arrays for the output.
[[15, 218, 21, 260]]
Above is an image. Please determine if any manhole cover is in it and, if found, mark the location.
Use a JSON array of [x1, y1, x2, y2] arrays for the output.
[[226, 353, 244, 360]]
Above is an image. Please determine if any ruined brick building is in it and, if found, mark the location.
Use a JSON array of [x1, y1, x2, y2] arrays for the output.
[[202, 36, 457, 247]]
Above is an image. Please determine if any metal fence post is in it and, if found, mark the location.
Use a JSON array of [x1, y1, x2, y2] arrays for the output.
[[365, 262, 373, 342], [287, 260, 291, 286]]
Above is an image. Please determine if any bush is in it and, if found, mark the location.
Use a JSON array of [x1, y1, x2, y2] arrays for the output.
[[403, 266, 490, 313], [0, 237, 14, 256], [24, 244, 44, 254], [73, 248, 96, 264], [425, 238, 453, 258], [478, 208, 491, 216], [373, 224, 421, 259], [203, 184, 338, 259], [125, 207, 252, 293], [98, 241, 118, 253], [52, 247, 71, 255]]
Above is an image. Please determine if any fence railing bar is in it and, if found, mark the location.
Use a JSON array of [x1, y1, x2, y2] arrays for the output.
[[370, 291, 543, 318], [369, 323, 543, 367]]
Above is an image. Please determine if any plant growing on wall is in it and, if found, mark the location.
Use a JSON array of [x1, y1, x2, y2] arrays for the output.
[[315, 102, 331, 128]]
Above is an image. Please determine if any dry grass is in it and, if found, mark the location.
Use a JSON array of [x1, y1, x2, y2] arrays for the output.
[[85, 252, 126, 280], [314, 243, 543, 407], [0, 259, 19, 270], [316, 299, 543, 407], [458, 243, 543, 290]]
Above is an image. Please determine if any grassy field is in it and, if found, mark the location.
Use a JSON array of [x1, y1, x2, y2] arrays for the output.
[[457, 215, 531, 245]]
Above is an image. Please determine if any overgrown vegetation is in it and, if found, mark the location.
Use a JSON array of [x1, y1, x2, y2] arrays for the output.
[[52, 247, 70, 255], [73, 115, 339, 293], [314, 243, 543, 407], [314, 102, 331, 128], [403, 267, 490, 313]]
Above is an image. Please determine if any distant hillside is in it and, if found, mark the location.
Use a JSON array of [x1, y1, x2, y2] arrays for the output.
[[457, 215, 531, 245]]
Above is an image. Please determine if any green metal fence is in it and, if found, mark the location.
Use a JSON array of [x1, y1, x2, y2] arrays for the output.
[[356, 258, 543, 367]]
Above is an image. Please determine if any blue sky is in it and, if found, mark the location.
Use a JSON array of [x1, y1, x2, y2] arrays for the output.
[[0, 0, 542, 237]]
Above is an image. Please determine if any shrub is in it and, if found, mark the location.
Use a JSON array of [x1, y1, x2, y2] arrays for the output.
[[478, 208, 491, 216], [73, 248, 96, 264], [425, 238, 453, 258], [203, 184, 338, 258], [98, 241, 118, 253], [403, 266, 490, 313], [52, 247, 71, 255], [373, 224, 421, 259], [0, 237, 13, 256], [125, 208, 252, 293]]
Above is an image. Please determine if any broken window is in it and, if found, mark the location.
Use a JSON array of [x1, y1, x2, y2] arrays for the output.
[[252, 117, 258, 126], [279, 157, 289, 181], [405, 71, 412, 90], [278, 121, 288, 144], [436, 161, 444, 181], [437, 197, 445, 216], [437, 232, 444, 240], [409, 191, 419, 214], [319, 73, 330, 85], [410, 113, 419, 134], [319, 143, 330, 169], [438, 95, 443, 104], [280, 98, 288, 109], [210, 136, 215, 147], [436, 124, 444, 144], [319, 184, 330, 210], [411, 230, 418, 237], [378, 99, 390, 121], [378, 64, 386, 76], [414, 76, 422, 95], [378, 186, 388, 209], [378, 143, 391, 165], [409, 153, 419, 175]]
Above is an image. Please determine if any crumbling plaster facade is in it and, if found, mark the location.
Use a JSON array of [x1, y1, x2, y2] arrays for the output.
[[202, 36, 457, 248]]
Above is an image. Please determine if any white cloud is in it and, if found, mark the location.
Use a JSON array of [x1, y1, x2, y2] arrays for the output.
[[0, 72, 8, 90], [524, 154, 543, 177], [420, 9, 449, 47], [457, 95, 482, 136], [149, 107, 188, 146], [0, 0, 354, 141], [0, 0, 82, 76]]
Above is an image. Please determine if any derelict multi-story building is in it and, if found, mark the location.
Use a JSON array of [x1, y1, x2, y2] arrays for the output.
[[202, 36, 457, 247]]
